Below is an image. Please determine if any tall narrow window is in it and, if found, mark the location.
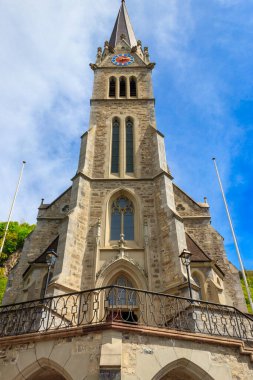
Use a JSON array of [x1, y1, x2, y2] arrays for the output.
[[130, 77, 137, 97], [192, 273, 203, 300], [126, 118, 134, 173], [109, 77, 116, 97], [111, 119, 120, 174], [111, 196, 134, 240], [120, 77, 126, 97]]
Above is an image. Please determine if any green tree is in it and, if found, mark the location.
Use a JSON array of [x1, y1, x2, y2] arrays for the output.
[[0, 221, 35, 304], [0, 268, 7, 303], [0, 222, 35, 265], [240, 271, 253, 313]]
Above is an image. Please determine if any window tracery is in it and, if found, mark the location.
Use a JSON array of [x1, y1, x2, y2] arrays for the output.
[[111, 196, 134, 241]]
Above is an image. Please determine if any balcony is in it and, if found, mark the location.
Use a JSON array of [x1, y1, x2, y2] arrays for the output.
[[0, 286, 252, 348]]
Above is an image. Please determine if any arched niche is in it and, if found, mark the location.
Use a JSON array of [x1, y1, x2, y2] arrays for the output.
[[96, 257, 147, 290], [152, 358, 214, 380]]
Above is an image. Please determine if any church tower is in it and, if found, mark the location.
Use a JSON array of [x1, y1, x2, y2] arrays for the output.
[[1, 3, 253, 380], [3, 0, 245, 311]]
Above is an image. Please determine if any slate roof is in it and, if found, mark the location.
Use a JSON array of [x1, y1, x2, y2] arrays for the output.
[[186, 233, 211, 262], [33, 236, 59, 264], [22, 237, 59, 278], [109, 0, 137, 48]]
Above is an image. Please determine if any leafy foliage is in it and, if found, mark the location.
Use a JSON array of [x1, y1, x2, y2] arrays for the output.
[[0, 221, 35, 304], [0, 221, 35, 265], [0, 268, 7, 304], [240, 271, 253, 313]]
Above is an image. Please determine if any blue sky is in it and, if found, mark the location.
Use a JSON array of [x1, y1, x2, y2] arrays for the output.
[[0, 0, 252, 269]]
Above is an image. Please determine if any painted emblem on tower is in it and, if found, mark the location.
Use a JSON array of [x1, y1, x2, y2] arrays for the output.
[[112, 53, 134, 66]]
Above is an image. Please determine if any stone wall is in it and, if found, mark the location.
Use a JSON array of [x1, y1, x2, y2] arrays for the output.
[[0, 329, 252, 380], [121, 332, 253, 380], [174, 184, 247, 311], [80, 174, 186, 292]]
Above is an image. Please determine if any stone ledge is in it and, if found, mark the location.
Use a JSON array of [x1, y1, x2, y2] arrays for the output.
[[0, 322, 252, 363]]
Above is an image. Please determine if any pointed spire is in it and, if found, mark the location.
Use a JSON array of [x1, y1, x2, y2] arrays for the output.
[[109, 0, 137, 48]]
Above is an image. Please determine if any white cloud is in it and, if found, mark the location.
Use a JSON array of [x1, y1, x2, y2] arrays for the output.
[[0, 0, 252, 270], [0, 0, 116, 223]]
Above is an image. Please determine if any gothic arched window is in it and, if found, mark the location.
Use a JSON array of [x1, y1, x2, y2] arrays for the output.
[[120, 77, 126, 97], [111, 275, 136, 306], [111, 196, 134, 240], [111, 118, 120, 174], [109, 77, 116, 97], [130, 77, 137, 97], [108, 275, 137, 314], [125, 118, 134, 173]]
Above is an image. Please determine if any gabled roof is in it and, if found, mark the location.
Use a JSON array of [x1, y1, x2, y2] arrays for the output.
[[22, 237, 59, 278], [33, 236, 59, 264], [109, 0, 137, 48], [186, 234, 211, 262]]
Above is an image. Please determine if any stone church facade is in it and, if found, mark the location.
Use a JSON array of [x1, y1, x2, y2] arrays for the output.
[[0, 2, 253, 379]]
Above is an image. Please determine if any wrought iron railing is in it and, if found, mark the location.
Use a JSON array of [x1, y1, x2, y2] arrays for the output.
[[0, 286, 252, 346]]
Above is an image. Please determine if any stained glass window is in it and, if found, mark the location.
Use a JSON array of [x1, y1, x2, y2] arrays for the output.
[[111, 119, 120, 173], [130, 77, 137, 97], [111, 196, 134, 240], [126, 118, 134, 173], [109, 77, 116, 97], [120, 77, 126, 97]]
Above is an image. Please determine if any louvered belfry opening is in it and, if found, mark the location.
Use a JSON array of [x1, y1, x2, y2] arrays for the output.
[[109, 77, 116, 97], [130, 77, 137, 97], [120, 77, 126, 97]]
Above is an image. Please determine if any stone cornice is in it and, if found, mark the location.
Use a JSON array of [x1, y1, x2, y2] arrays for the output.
[[0, 323, 252, 363], [89, 65, 155, 71], [191, 261, 225, 278], [182, 215, 211, 220], [71, 170, 173, 183], [90, 98, 155, 105]]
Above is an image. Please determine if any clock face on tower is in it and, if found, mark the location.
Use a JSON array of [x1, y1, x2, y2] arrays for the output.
[[111, 54, 134, 66]]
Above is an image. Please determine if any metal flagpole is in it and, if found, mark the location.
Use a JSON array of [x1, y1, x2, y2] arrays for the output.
[[0, 161, 26, 255], [212, 158, 253, 312]]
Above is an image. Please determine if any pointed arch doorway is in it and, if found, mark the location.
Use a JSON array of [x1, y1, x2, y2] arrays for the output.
[[160, 370, 197, 380], [153, 359, 214, 380], [28, 368, 67, 380]]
